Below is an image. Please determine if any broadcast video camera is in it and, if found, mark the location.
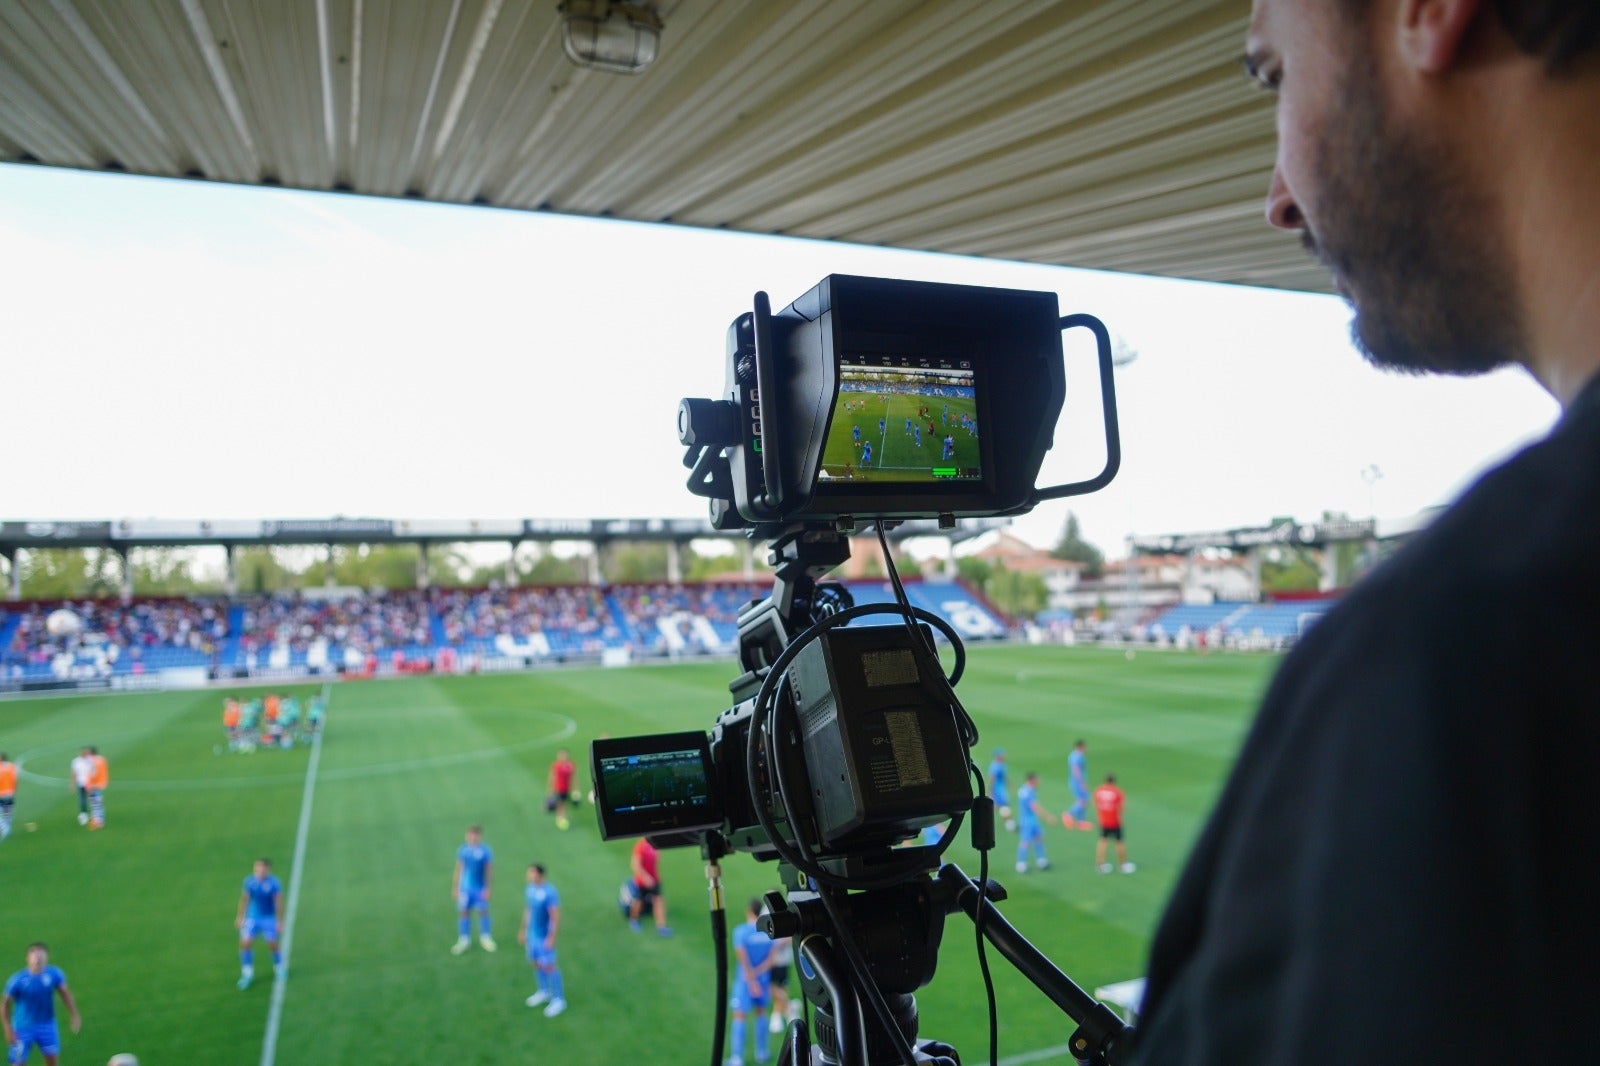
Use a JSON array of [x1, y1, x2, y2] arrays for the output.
[[591, 276, 1134, 1066]]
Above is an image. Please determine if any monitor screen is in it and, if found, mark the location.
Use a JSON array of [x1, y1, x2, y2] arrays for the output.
[[817, 354, 982, 486], [591, 731, 721, 840]]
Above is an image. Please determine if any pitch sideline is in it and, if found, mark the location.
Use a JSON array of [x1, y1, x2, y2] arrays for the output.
[[259, 682, 329, 1066]]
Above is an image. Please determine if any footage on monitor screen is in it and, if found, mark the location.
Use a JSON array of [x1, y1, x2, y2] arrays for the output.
[[818, 354, 982, 486]]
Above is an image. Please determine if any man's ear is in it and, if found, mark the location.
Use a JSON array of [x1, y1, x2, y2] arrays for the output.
[[1396, 0, 1485, 73]]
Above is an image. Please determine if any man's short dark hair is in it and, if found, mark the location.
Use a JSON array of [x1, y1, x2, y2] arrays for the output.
[[1341, 0, 1600, 72], [531, 862, 546, 876], [1492, 0, 1600, 71]]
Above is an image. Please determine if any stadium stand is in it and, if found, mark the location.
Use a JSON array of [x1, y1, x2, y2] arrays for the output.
[[1, 598, 226, 680], [1145, 600, 1335, 649], [0, 577, 1007, 683]]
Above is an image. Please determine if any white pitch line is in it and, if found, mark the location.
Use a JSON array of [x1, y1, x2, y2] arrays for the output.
[[259, 683, 329, 1066]]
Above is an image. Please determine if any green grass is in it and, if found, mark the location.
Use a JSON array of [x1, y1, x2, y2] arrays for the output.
[[823, 392, 980, 482], [0, 645, 1278, 1064]]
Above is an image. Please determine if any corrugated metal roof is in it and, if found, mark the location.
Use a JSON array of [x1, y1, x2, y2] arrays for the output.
[[0, 0, 1325, 292]]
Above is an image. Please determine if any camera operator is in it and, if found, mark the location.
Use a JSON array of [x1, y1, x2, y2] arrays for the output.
[[1132, 2, 1600, 1062]]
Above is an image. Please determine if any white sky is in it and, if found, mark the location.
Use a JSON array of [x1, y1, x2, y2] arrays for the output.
[[0, 164, 1560, 559]]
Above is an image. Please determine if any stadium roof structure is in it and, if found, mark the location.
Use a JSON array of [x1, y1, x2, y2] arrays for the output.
[[0, 0, 1324, 294], [0, 516, 1009, 551]]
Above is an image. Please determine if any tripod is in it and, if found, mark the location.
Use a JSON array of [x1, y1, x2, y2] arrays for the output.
[[752, 861, 1132, 1066]]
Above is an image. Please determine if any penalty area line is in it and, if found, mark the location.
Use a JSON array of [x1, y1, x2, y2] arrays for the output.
[[259, 682, 329, 1066]]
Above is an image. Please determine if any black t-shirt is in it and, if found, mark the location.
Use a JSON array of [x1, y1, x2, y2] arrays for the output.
[[1132, 375, 1600, 1064]]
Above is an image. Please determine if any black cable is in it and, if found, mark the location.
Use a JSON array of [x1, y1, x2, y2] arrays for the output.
[[811, 883, 920, 1066], [733, 534, 983, 1066], [709, 896, 729, 1066], [875, 524, 1001, 1064], [875, 522, 979, 750], [766, 667, 968, 885], [974, 793, 1000, 1066]]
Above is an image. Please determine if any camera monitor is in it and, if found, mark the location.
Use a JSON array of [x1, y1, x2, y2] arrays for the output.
[[680, 274, 1119, 531], [591, 731, 722, 841]]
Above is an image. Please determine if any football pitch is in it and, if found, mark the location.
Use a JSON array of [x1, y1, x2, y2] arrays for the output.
[[0, 645, 1278, 1064], [823, 392, 980, 482]]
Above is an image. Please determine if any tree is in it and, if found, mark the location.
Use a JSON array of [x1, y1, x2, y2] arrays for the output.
[[1259, 546, 1320, 593], [983, 566, 1049, 618], [606, 542, 670, 584], [1051, 512, 1104, 577], [424, 545, 472, 587], [955, 556, 994, 588], [329, 544, 422, 589], [133, 547, 221, 595], [234, 548, 298, 593], [953, 555, 1045, 618], [17, 548, 120, 600], [465, 560, 513, 588], [523, 550, 588, 586], [683, 544, 746, 582]]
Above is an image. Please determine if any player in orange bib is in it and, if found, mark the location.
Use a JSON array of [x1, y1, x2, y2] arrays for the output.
[[0, 753, 17, 840], [223, 699, 243, 750], [86, 748, 109, 830]]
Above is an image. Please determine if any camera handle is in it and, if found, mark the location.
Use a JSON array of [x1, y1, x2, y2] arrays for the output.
[[1025, 313, 1123, 505]]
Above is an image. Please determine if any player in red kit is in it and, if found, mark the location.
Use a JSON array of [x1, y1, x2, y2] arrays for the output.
[[1093, 774, 1134, 874], [547, 749, 576, 831], [627, 837, 673, 936]]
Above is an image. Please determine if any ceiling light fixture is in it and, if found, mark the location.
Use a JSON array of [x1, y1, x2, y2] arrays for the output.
[[558, 0, 663, 75]]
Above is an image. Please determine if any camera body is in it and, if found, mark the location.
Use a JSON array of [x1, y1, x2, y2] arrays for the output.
[[605, 274, 1120, 860], [592, 621, 973, 860], [595, 274, 1126, 1065]]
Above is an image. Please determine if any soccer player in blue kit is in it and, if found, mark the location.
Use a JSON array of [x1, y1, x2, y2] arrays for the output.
[[452, 825, 495, 954], [1066, 739, 1092, 830], [1015, 772, 1054, 874], [728, 898, 774, 1066], [860, 443, 872, 467], [988, 749, 1016, 831], [236, 858, 286, 989], [2, 943, 80, 1066], [519, 863, 566, 1017]]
